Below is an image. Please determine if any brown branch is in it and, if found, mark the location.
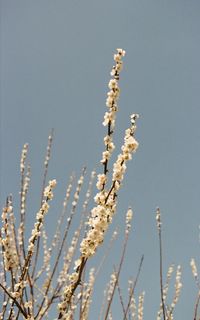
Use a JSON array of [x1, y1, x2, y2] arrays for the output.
[[104, 229, 129, 320], [57, 257, 87, 319], [194, 290, 200, 320], [0, 283, 28, 318], [115, 270, 127, 319], [123, 255, 144, 319]]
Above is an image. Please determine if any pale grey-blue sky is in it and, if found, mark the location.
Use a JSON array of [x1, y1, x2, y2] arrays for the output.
[[1, 0, 200, 318]]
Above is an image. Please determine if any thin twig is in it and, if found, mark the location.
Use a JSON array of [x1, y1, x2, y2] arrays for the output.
[[194, 290, 200, 320], [0, 283, 28, 318], [104, 229, 129, 320], [123, 255, 144, 319], [114, 268, 127, 319], [159, 228, 166, 320], [32, 129, 54, 280]]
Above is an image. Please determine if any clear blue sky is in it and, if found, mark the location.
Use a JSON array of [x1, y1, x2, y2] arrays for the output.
[[1, 0, 200, 318]]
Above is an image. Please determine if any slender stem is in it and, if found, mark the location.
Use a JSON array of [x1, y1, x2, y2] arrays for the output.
[[0, 283, 28, 318], [194, 290, 200, 320], [115, 270, 127, 319], [96, 228, 118, 277], [123, 255, 144, 319], [104, 230, 129, 320], [159, 226, 166, 320], [32, 129, 54, 279]]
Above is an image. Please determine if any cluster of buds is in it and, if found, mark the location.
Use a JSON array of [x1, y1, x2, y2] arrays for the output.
[[190, 258, 198, 280], [18, 167, 31, 250], [107, 272, 117, 302], [80, 114, 139, 258], [101, 49, 126, 168], [20, 143, 28, 173], [126, 207, 133, 233], [58, 230, 80, 286], [112, 114, 139, 184], [71, 172, 85, 208], [1, 199, 19, 271], [20, 165, 31, 216], [156, 207, 161, 231], [171, 265, 182, 309], [57, 273, 78, 316], [28, 179, 56, 254], [80, 49, 138, 258], [12, 280, 27, 299], [138, 292, 145, 320], [44, 131, 53, 167], [79, 268, 95, 319], [157, 264, 174, 320]]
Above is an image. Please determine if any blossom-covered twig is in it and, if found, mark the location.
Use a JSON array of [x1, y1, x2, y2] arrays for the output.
[[57, 49, 139, 319], [32, 130, 54, 280]]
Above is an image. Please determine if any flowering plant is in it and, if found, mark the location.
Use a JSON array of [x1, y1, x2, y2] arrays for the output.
[[1, 48, 194, 320]]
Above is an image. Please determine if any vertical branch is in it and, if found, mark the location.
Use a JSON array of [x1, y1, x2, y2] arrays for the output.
[[101, 48, 126, 184], [19, 143, 29, 262], [40, 129, 54, 205], [104, 208, 133, 320], [115, 270, 127, 318], [32, 129, 54, 280], [156, 207, 166, 320], [123, 255, 144, 319]]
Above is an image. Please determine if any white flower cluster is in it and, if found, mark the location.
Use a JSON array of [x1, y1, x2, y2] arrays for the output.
[[108, 312, 113, 320], [57, 276, 77, 315], [156, 207, 161, 230], [20, 165, 31, 216], [58, 231, 80, 286], [170, 265, 182, 309], [157, 264, 174, 320], [71, 173, 85, 208], [126, 207, 133, 233], [20, 143, 28, 173], [12, 280, 27, 299], [27, 179, 56, 254], [18, 165, 31, 247], [41, 229, 51, 277], [44, 132, 53, 167], [1, 201, 19, 271], [190, 258, 198, 280], [138, 292, 145, 320], [101, 49, 125, 167], [107, 272, 117, 302], [62, 175, 74, 212], [80, 114, 139, 258], [112, 114, 139, 183], [128, 282, 145, 320], [129, 294, 137, 319], [157, 265, 182, 319], [58, 259, 84, 315], [80, 268, 95, 320]]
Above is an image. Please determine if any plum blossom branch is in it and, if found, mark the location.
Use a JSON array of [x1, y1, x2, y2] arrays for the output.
[[58, 49, 139, 319]]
